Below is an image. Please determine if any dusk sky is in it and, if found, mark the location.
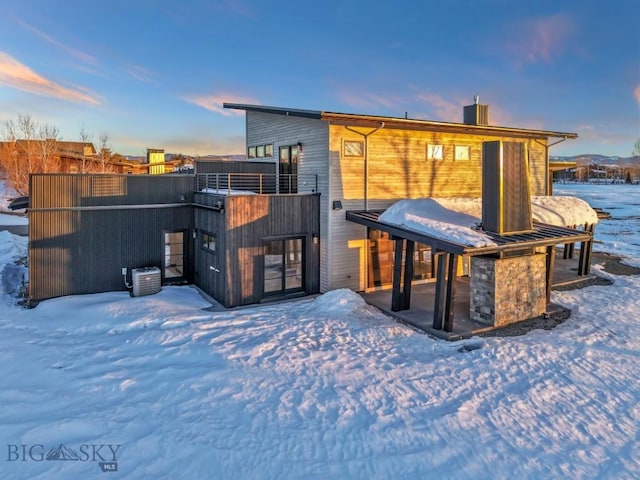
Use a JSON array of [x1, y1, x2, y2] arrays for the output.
[[1, 0, 638, 157]]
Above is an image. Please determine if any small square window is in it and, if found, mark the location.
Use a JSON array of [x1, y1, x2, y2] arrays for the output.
[[427, 144, 444, 160], [257, 145, 265, 158], [201, 232, 216, 253], [344, 140, 364, 157], [265, 144, 273, 157], [248, 146, 256, 159], [454, 145, 470, 161]]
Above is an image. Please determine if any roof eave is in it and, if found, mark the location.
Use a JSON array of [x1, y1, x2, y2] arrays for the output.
[[223, 103, 322, 119], [321, 112, 577, 140]]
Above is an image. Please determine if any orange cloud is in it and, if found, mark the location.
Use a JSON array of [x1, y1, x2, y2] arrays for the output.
[[634, 85, 640, 107], [182, 92, 260, 115], [506, 14, 576, 67], [0, 52, 101, 105]]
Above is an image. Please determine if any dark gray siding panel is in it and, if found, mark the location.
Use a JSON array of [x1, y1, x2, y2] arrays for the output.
[[29, 206, 193, 300], [29, 174, 196, 301], [195, 160, 275, 175], [193, 205, 227, 305], [30, 174, 195, 208]]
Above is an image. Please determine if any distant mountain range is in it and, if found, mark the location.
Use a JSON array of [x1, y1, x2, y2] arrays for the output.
[[551, 154, 640, 166], [120, 152, 639, 167], [123, 154, 246, 163]]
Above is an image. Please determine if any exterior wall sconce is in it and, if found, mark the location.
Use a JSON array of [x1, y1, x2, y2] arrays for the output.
[[332, 200, 343, 210], [312, 233, 319, 245], [297, 141, 303, 152]]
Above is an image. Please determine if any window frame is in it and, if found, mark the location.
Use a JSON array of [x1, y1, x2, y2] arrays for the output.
[[200, 231, 217, 254], [427, 143, 445, 161], [343, 140, 364, 157], [248, 146, 256, 159], [454, 145, 470, 161]]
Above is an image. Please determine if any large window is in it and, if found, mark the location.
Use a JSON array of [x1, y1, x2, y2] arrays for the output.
[[279, 145, 299, 193], [264, 237, 304, 295]]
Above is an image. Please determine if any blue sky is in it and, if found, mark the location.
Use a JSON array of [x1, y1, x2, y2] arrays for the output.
[[0, 0, 638, 157]]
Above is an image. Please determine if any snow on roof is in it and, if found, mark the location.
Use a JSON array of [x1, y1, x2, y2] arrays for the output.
[[201, 188, 257, 195], [532, 196, 599, 226], [379, 198, 495, 247], [379, 196, 598, 247]]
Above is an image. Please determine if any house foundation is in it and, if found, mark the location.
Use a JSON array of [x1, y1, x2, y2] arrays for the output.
[[470, 253, 547, 327]]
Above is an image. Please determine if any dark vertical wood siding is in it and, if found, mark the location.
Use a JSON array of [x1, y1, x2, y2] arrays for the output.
[[195, 160, 275, 175], [223, 194, 320, 307], [30, 174, 195, 207], [193, 201, 227, 303], [29, 174, 194, 301]]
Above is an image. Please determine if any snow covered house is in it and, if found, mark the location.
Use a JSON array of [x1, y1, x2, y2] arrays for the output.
[[27, 100, 597, 336]]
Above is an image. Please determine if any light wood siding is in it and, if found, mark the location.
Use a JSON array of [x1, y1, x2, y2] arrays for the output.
[[246, 111, 330, 291], [327, 125, 549, 291]]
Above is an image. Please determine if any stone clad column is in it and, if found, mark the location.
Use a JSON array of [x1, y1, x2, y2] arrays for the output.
[[470, 254, 547, 327]]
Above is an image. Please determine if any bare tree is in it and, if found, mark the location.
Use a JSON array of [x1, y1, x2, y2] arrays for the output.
[[633, 138, 640, 157], [97, 133, 115, 173], [79, 125, 93, 173], [37, 124, 61, 173]]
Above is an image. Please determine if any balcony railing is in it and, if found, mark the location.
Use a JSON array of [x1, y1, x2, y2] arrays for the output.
[[196, 173, 318, 195]]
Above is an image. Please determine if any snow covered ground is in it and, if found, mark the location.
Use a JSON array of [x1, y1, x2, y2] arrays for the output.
[[0, 175, 20, 212], [556, 183, 640, 266], [0, 183, 638, 479]]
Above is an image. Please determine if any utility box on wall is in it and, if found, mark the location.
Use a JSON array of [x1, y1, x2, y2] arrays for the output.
[[482, 141, 533, 235]]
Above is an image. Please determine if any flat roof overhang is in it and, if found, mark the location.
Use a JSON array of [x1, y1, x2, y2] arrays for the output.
[[223, 103, 578, 141], [346, 209, 595, 339], [345, 210, 593, 256]]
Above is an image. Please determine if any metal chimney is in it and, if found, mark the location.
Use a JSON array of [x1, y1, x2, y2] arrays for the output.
[[482, 141, 533, 235], [464, 96, 489, 125]]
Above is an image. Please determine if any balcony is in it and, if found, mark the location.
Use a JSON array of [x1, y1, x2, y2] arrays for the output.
[[196, 173, 318, 195]]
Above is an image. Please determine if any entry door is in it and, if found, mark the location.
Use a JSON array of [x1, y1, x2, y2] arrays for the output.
[[264, 237, 304, 296], [278, 145, 299, 193], [164, 231, 185, 280]]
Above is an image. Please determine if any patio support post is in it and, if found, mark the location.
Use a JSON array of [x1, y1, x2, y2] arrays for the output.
[[433, 252, 448, 330], [578, 224, 594, 276], [402, 240, 415, 310], [546, 245, 555, 304], [443, 254, 458, 332], [391, 238, 405, 311]]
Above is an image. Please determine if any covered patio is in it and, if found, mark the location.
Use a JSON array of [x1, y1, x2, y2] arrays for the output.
[[347, 209, 595, 340]]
